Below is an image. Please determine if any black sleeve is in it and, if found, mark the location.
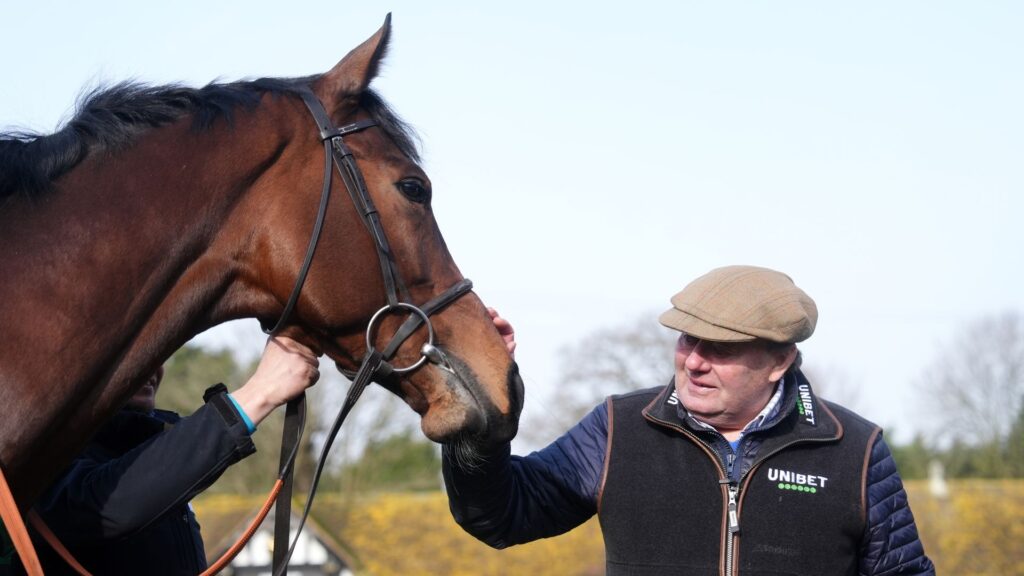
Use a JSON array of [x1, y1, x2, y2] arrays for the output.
[[442, 403, 608, 548], [33, 399, 256, 545]]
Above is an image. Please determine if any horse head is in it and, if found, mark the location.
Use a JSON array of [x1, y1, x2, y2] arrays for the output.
[[235, 16, 523, 449], [0, 16, 520, 505]]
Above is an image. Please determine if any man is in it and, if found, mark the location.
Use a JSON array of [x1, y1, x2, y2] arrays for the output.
[[19, 335, 320, 575], [447, 266, 935, 575]]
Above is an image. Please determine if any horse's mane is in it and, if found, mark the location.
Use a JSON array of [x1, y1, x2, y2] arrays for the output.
[[0, 77, 420, 200]]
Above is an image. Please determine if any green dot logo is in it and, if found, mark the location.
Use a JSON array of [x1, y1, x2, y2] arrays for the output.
[[775, 482, 819, 494]]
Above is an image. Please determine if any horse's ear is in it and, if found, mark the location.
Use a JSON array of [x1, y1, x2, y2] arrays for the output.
[[315, 13, 391, 112]]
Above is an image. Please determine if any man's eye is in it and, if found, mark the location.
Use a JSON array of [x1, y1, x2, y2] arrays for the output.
[[679, 334, 700, 349], [706, 342, 739, 357], [397, 179, 431, 204], [706, 343, 726, 356]]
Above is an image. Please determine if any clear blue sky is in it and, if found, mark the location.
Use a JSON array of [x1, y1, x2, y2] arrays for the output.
[[4, 2, 1022, 445]]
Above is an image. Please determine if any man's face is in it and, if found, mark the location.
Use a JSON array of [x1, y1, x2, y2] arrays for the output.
[[126, 366, 164, 413], [673, 334, 795, 432]]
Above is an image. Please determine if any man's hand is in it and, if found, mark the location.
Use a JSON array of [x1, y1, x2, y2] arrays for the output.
[[488, 307, 516, 359], [231, 336, 321, 426]]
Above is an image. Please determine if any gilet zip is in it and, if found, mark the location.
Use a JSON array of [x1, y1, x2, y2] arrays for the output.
[[642, 411, 838, 576]]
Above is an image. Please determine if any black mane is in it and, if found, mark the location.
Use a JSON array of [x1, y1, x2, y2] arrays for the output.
[[0, 77, 420, 200]]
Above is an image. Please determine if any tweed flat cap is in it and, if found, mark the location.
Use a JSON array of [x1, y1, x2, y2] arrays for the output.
[[658, 265, 817, 343]]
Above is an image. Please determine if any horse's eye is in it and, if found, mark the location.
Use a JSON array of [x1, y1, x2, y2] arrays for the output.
[[397, 179, 431, 204]]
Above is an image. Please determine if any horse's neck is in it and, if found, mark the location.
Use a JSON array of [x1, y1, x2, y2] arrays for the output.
[[0, 109, 291, 499], [3, 127, 235, 378]]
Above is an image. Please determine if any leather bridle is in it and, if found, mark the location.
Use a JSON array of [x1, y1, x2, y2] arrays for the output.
[[262, 87, 475, 576], [0, 85, 474, 575]]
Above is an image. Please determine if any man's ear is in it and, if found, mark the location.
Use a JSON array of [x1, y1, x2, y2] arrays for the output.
[[769, 345, 798, 383]]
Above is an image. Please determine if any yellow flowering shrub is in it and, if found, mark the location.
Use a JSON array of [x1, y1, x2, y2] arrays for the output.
[[312, 492, 604, 576], [195, 480, 1024, 575], [908, 479, 1024, 575]]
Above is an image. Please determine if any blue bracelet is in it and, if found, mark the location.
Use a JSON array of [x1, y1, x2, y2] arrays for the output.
[[226, 393, 257, 434]]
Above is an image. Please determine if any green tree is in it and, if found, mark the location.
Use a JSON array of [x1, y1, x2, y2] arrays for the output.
[[1006, 397, 1024, 477], [160, 345, 246, 414], [157, 344, 321, 494], [338, 430, 441, 492], [889, 432, 933, 480], [940, 439, 1005, 478]]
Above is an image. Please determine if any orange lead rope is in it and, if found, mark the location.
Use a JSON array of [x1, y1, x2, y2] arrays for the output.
[[1, 463, 286, 576], [27, 511, 91, 576], [201, 479, 284, 576], [0, 466, 43, 576]]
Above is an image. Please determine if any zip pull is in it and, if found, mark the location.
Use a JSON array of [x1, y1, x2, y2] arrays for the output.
[[727, 484, 740, 534]]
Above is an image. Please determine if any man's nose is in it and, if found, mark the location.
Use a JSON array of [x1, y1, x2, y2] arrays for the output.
[[684, 344, 710, 371]]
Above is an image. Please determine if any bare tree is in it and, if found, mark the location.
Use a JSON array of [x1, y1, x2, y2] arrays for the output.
[[800, 363, 864, 415], [918, 311, 1024, 446], [519, 312, 677, 447]]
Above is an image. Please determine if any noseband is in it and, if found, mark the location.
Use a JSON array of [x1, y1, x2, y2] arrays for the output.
[[264, 87, 474, 575]]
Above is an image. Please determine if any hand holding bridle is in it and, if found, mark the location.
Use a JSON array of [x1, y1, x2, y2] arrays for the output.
[[231, 336, 321, 426]]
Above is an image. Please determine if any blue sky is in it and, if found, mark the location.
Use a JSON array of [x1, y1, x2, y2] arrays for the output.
[[4, 2, 1022, 445]]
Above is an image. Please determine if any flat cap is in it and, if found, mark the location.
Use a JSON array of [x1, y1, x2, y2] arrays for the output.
[[658, 265, 817, 343]]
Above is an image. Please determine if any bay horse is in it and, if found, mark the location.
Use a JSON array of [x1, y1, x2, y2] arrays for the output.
[[0, 15, 522, 511]]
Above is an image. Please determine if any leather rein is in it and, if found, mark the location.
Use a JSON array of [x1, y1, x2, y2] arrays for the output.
[[0, 86, 473, 575]]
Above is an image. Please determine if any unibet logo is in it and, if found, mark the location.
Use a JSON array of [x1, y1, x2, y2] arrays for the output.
[[667, 390, 679, 406], [767, 467, 828, 494], [796, 384, 816, 425]]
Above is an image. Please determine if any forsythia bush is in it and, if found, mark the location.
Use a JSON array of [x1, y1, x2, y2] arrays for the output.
[[314, 492, 604, 576], [907, 479, 1024, 575], [196, 480, 1024, 575]]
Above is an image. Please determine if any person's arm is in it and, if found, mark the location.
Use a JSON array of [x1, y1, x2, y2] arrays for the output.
[[229, 335, 320, 426], [443, 307, 603, 547], [859, 434, 936, 575], [35, 336, 320, 544], [442, 402, 608, 548], [36, 401, 253, 544]]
